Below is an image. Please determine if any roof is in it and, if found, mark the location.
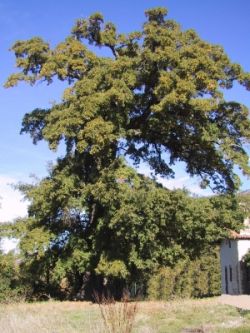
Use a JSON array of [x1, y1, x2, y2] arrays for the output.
[[229, 230, 250, 240]]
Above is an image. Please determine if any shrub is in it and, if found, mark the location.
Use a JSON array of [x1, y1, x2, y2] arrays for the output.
[[147, 248, 221, 300], [0, 251, 27, 302], [95, 292, 138, 333]]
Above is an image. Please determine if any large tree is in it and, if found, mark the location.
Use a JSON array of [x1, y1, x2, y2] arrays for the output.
[[4, 7, 250, 298]]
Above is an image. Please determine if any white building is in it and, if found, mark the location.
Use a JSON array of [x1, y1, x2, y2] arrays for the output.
[[220, 218, 250, 294]]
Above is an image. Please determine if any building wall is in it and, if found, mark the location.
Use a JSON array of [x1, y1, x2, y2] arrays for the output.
[[220, 239, 250, 294], [220, 240, 240, 294]]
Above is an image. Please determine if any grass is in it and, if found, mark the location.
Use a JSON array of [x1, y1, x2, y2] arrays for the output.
[[0, 298, 250, 333], [94, 292, 138, 333]]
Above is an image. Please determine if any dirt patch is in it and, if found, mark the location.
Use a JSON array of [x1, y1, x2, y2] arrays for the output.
[[219, 295, 250, 310]]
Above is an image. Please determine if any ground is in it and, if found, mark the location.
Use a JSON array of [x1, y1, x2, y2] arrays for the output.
[[1, 297, 250, 333], [219, 295, 250, 310]]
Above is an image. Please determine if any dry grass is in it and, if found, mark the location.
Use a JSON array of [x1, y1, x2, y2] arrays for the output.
[[94, 292, 138, 333], [0, 298, 250, 333], [0, 301, 101, 333]]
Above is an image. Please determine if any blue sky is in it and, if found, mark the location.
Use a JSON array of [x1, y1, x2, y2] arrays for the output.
[[0, 0, 250, 224]]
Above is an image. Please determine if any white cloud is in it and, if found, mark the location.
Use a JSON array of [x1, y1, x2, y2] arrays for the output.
[[158, 176, 213, 196], [0, 175, 28, 253], [0, 238, 19, 254], [157, 176, 210, 195], [0, 175, 28, 222], [158, 176, 190, 189], [136, 164, 212, 196]]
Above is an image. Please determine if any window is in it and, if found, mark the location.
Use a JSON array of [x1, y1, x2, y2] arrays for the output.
[[225, 266, 228, 294], [229, 266, 233, 282]]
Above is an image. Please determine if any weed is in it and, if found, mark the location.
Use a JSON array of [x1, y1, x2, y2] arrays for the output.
[[94, 292, 138, 333]]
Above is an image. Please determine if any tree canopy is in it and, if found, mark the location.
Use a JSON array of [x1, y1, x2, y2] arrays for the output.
[[5, 7, 250, 193], [3, 7, 250, 299]]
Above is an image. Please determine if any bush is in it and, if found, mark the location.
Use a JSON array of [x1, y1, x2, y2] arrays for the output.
[[95, 291, 138, 333], [147, 247, 221, 300], [0, 251, 28, 303]]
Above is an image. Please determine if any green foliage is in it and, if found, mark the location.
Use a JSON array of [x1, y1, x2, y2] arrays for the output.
[[4, 7, 249, 299], [243, 248, 250, 268], [147, 247, 221, 300], [95, 255, 129, 279], [3, 163, 243, 299], [0, 251, 28, 302], [238, 191, 250, 216]]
